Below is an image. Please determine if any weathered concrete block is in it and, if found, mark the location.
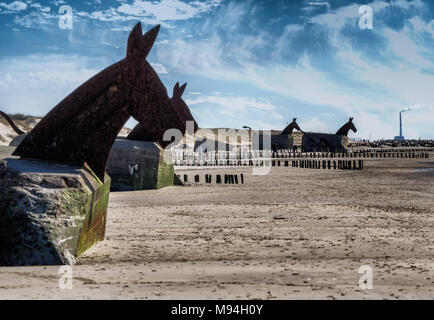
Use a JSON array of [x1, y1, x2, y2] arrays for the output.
[[0, 158, 110, 266], [106, 139, 174, 191]]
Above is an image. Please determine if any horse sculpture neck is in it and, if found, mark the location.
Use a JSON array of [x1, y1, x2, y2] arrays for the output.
[[281, 120, 303, 135], [13, 62, 132, 181], [13, 23, 181, 181], [336, 120, 356, 137], [0, 111, 26, 135]]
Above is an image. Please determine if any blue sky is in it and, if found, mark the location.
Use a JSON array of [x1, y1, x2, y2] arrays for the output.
[[0, 0, 433, 139]]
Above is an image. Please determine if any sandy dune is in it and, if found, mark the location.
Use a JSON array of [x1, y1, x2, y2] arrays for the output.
[[1, 155, 433, 299]]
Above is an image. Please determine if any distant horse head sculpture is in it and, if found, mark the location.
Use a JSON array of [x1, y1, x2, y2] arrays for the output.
[[0, 111, 26, 135], [336, 117, 357, 137], [127, 81, 199, 147], [281, 117, 303, 135], [14, 23, 185, 181]]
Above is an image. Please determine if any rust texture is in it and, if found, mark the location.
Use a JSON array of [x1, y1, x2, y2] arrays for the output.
[[14, 23, 186, 181], [127, 82, 198, 147]]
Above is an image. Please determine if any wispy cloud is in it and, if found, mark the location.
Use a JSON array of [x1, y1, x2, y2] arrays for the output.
[[0, 54, 103, 116], [8, 0, 222, 29], [155, 0, 434, 138], [150, 62, 168, 74], [75, 0, 222, 27], [1, 0, 433, 139], [0, 1, 27, 13], [117, 0, 221, 21], [186, 94, 284, 129]]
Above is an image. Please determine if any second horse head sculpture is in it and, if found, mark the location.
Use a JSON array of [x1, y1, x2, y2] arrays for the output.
[[281, 117, 303, 135], [14, 23, 187, 181], [127, 81, 198, 147], [336, 117, 357, 137]]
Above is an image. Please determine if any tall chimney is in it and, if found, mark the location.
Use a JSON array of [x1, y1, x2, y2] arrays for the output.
[[399, 111, 402, 137]]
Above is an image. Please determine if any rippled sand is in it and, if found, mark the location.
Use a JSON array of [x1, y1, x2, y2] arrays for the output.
[[1, 154, 433, 299]]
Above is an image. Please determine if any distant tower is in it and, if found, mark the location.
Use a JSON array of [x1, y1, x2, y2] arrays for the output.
[[400, 111, 402, 137], [394, 111, 404, 141]]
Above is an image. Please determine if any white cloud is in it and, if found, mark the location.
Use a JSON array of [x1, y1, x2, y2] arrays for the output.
[[153, 0, 434, 139], [186, 94, 284, 129], [309, 3, 360, 30], [150, 62, 168, 74], [384, 27, 431, 68], [0, 1, 27, 12], [2, 0, 433, 139], [117, 0, 212, 20], [300, 117, 330, 133], [0, 54, 103, 117], [110, 26, 133, 32], [186, 95, 280, 112], [13, 9, 57, 28], [408, 16, 434, 38], [352, 111, 395, 140], [77, 0, 221, 25], [51, 0, 65, 5], [30, 3, 51, 13], [308, 0, 424, 31]]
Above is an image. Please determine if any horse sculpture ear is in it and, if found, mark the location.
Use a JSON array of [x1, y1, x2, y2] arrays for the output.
[[173, 82, 180, 97], [173, 82, 187, 97], [179, 83, 187, 97], [127, 23, 160, 59], [349, 117, 353, 122], [142, 24, 160, 57]]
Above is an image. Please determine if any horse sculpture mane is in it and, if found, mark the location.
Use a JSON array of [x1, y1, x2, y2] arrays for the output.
[[281, 117, 303, 135], [336, 117, 357, 137], [0, 111, 26, 135], [13, 23, 186, 181], [127, 82, 198, 147]]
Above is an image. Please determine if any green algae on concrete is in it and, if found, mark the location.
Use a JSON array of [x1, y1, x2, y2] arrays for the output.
[[76, 172, 111, 257], [0, 158, 110, 266], [156, 155, 174, 189], [107, 139, 174, 191]]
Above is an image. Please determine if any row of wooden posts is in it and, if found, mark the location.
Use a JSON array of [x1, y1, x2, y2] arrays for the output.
[[177, 173, 245, 184], [171, 149, 430, 165], [351, 148, 432, 153], [288, 159, 364, 170], [173, 153, 427, 166], [176, 160, 363, 182]]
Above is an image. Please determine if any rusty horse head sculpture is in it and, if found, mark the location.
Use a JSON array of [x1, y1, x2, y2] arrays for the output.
[[127, 81, 198, 147], [336, 117, 357, 137], [14, 23, 186, 181], [281, 117, 303, 135]]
